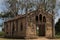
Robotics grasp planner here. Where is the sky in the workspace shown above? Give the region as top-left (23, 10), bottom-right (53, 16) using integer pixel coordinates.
top-left (0, 0), bottom-right (5, 24)
top-left (0, 0), bottom-right (60, 31)
top-left (55, 0), bottom-right (60, 23)
top-left (0, 0), bottom-right (6, 12)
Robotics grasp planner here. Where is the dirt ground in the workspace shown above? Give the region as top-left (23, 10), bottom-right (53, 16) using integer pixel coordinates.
top-left (0, 37), bottom-right (60, 40)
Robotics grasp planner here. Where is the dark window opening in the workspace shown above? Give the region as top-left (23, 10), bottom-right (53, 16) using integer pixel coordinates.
top-left (16, 12), bottom-right (18, 16)
top-left (39, 14), bottom-right (42, 22)
top-left (36, 16), bottom-right (38, 22)
top-left (6, 24), bottom-right (8, 30)
top-left (43, 16), bottom-right (46, 22)
top-left (12, 22), bottom-right (14, 33)
top-left (6, 32), bottom-right (8, 34)
top-left (20, 23), bottom-right (23, 31)
top-left (16, 20), bottom-right (18, 32)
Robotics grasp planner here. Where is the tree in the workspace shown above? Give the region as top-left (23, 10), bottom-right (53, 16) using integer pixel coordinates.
top-left (3, 0), bottom-right (56, 17)
top-left (5, 0), bottom-right (17, 16)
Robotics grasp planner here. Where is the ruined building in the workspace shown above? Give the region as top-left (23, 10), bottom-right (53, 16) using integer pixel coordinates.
top-left (3, 0), bottom-right (56, 39)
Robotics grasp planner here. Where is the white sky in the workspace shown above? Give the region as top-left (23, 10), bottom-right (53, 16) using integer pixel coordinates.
top-left (54, 0), bottom-right (60, 23)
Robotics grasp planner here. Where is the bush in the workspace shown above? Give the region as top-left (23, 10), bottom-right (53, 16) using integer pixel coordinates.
top-left (56, 33), bottom-right (60, 35)
top-left (55, 18), bottom-right (60, 35)
top-left (0, 31), bottom-right (5, 36)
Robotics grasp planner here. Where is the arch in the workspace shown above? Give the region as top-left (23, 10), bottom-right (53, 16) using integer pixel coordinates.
top-left (35, 16), bottom-right (38, 22)
top-left (39, 14), bottom-right (42, 22)
top-left (43, 16), bottom-right (46, 22)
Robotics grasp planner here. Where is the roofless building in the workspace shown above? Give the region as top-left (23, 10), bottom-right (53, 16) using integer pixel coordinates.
top-left (3, 0), bottom-right (56, 39)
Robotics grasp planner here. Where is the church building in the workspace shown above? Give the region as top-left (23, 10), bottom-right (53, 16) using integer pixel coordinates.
top-left (3, 0), bottom-right (55, 39)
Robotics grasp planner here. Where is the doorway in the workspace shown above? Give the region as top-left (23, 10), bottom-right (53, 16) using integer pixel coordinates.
top-left (37, 24), bottom-right (45, 36)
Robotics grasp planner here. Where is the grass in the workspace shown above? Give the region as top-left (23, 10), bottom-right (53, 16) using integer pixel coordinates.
top-left (55, 33), bottom-right (60, 39)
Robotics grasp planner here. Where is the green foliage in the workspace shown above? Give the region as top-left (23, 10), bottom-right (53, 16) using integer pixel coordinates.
top-left (0, 32), bottom-right (5, 36)
top-left (56, 35), bottom-right (60, 38)
top-left (55, 18), bottom-right (60, 35)
top-left (0, 12), bottom-right (14, 19)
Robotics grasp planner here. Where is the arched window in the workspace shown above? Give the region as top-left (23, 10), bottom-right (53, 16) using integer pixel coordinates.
top-left (35, 16), bottom-right (38, 22)
top-left (43, 16), bottom-right (46, 22)
top-left (39, 14), bottom-right (42, 22)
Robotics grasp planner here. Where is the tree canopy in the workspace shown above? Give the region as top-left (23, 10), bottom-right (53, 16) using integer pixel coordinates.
top-left (4, 0), bottom-right (56, 16)
top-left (0, 0), bottom-right (56, 19)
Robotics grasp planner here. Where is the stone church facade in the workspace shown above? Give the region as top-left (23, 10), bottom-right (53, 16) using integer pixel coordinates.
top-left (3, 0), bottom-right (57, 37)
top-left (3, 7), bottom-right (55, 39)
